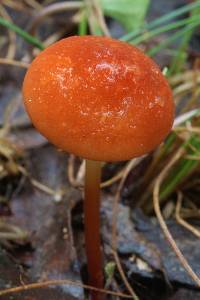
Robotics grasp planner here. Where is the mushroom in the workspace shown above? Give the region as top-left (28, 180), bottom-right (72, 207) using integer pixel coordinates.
top-left (22, 36), bottom-right (174, 300)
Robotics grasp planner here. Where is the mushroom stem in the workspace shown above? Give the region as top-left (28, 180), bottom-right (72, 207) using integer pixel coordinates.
top-left (84, 159), bottom-right (104, 300)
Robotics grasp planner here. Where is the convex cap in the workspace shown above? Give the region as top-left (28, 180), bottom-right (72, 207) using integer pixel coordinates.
top-left (23, 36), bottom-right (174, 161)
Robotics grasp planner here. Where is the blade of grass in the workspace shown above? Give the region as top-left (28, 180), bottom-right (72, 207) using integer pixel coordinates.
top-left (153, 109), bottom-right (200, 201)
top-left (78, 9), bottom-right (88, 35)
top-left (159, 132), bottom-right (177, 158)
top-left (160, 135), bottom-right (200, 200)
top-left (84, 0), bottom-right (104, 36)
top-left (0, 16), bottom-right (44, 50)
top-left (152, 108), bottom-right (200, 168)
top-left (129, 14), bottom-right (200, 45)
top-left (120, 0), bottom-right (200, 42)
top-left (173, 108), bottom-right (200, 127)
top-left (168, 33), bottom-right (192, 75)
top-left (148, 20), bottom-right (200, 56)
top-left (168, 6), bottom-right (200, 75)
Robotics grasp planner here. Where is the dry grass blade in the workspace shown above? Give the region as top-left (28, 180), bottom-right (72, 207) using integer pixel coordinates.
top-left (186, 121), bottom-right (200, 134)
top-left (153, 147), bottom-right (200, 287)
top-left (76, 159), bottom-right (85, 183)
top-left (30, 178), bottom-right (63, 201)
top-left (24, 0), bottom-right (42, 10)
top-left (0, 279), bottom-right (133, 298)
top-left (175, 126), bottom-right (200, 134)
top-left (0, 4), bottom-right (16, 59)
top-left (184, 155), bottom-right (200, 160)
top-left (173, 108), bottom-right (200, 127)
top-left (18, 165), bottom-right (63, 202)
top-left (67, 155), bottom-right (139, 190)
top-left (29, 1), bottom-right (83, 35)
top-left (111, 249), bottom-right (139, 300)
top-left (170, 67), bottom-right (200, 110)
top-left (111, 157), bottom-right (145, 300)
top-left (111, 157), bottom-right (145, 247)
top-left (91, 0), bottom-right (110, 36)
top-left (0, 221), bottom-right (28, 241)
top-left (0, 139), bottom-right (19, 159)
top-left (0, 96), bottom-right (22, 137)
top-left (175, 192), bottom-right (200, 238)
top-left (67, 155), bottom-right (83, 188)
top-left (170, 70), bottom-right (200, 86)
top-left (0, 58), bottom-right (29, 68)
top-left (101, 168), bottom-right (125, 188)
top-left (43, 28), bottom-right (67, 47)
top-left (2, 0), bottom-right (28, 11)
top-left (85, 0), bottom-right (110, 36)
top-left (173, 78), bottom-right (200, 97)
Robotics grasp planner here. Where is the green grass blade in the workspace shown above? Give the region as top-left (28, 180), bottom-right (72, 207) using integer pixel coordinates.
top-left (160, 135), bottom-right (200, 200)
top-left (168, 33), bottom-right (192, 75)
top-left (168, 6), bottom-right (200, 75)
top-left (120, 0), bottom-right (200, 42)
top-left (158, 110), bottom-right (200, 200)
top-left (147, 20), bottom-right (200, 56)
top-left (160, 132), bottom-right (177, 158)
top-left (160, 158), bottom-right (197, 200)
top-left (78, 10), bottom-right (88, 36)
top-left (0, 17), bottom-right (44, 50)
top-left (130, 15), bottom-right (200, 45)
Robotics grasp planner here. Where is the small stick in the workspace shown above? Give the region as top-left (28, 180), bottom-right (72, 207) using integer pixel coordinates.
top-left (0, 279), bottom-right (133, 298)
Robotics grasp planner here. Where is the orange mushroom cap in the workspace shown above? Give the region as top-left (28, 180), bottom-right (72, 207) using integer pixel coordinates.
top-left (23, 36), bottom-right (174, 161)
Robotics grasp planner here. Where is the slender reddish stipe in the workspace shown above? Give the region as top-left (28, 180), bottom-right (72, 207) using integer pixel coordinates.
top-left (84, 160), bottom-right (103, 300)
top-left (22, 36), bottom-right (175, 300)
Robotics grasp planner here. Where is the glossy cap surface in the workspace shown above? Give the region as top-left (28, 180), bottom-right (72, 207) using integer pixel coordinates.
top-left (23, 36), bottom-right (174, 161)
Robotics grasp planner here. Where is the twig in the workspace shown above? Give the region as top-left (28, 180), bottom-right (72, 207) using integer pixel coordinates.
top-left (0, 279), bottom-right (133, 298)
top-left (175, 192), bottom-right (200, 238)
top-left (153, 148), bottom-right (200, 287)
